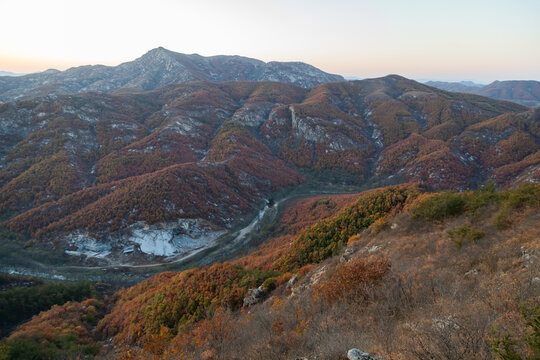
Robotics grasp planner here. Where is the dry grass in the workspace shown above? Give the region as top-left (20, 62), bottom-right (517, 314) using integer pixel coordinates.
top-left (116, 201), bottom-right (539, 360)
top-left (80, 184), bottom-right (540, 360)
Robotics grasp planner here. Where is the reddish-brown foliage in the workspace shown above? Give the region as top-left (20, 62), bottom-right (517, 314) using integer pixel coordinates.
top-left (316, 257), bottom-right (390, 303)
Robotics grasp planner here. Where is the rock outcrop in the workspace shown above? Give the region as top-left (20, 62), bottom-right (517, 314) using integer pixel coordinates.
top-left (347, 348), bottom-right (379, 360)
top-left (243, 286), bottom-right (268, 307)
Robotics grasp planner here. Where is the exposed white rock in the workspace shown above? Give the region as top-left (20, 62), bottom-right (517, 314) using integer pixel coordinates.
top-left (243, 285), bottom-right (268, 307)
top-left (310, 265), bottom-right (327, 285)
top-left (286, 275), bottom-right (298, 288)
top-left (65, 233), bottom-right (112, 259)
top-left (367, 244), bottom-right (381, 253)
top-left (63, 219), bottom-right (225, 260)
top-left (231, 103), bottom-right (275, 127)
top-left (129, 229), bottom-right (178, 256)
top-left (128, 219), bottom-right (225, 257)
top-left (163, 115), bottom-right (202, 136)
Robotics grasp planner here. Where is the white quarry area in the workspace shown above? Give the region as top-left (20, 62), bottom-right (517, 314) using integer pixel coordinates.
top-left (64, 234), bottom-right (112, 258)
top-left (64, 219), bottom-right (226, 260)
top-left (128, 219), bottom-right (225, 257)
top-left (128, 229), bottom-right (178, 256)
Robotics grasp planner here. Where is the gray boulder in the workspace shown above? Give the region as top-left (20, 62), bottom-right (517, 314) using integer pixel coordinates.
top-left (286, 275), bottom-right (298, 288)
top-left (243, 286), bottom-right (268, 307)
top-left (347, 348), bottom-right (378, 360)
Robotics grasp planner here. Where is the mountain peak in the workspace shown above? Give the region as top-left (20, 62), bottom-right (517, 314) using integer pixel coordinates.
top-left (145, 46), bottom-right (172, 55)
top-left (0, 49), bottom-right (344, 101)
top-left (139, 46), bottom-right (177, 61)
top-left (42, 68), bottom-right (61, 74)
top-left (384, 74), bottom-right (408, 81)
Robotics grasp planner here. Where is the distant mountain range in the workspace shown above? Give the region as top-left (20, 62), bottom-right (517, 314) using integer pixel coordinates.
top-left (425, 80), bottom-right (540, 107)
top-left (0, 71), bottom-right (24, 77)
top-left (0, 47), bottom-right (343, 102)
top-left (424, 80), bottom-right (484, 92)
top-left (2, 48), bottom-right (538, 108)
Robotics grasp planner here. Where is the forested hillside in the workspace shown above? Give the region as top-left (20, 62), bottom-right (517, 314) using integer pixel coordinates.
top-left (0, 77), bottom-right (537, 266)
top-left (1, 183), bottom-right (538, 359)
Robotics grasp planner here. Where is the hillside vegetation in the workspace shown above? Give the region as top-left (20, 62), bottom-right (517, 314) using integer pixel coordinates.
top-left (0, 278), bottom-right (97, 338)
top-left (0, 77), bottom-right (538, 266)
top-left (1, 183), bottom-right (538, 359)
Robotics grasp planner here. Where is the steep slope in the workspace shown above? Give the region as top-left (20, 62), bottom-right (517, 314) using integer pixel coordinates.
top-left (95, 184), bottom-right (422, 345)
top-left (426, 79), bottom-right (540, 107)
top-left (93, 183), bottom-right (540, 359)
top-left (0, 47), bottom-right (344, 102)
top-left (0, 77), bottom-right (537, 266)
top-left (0, 82), bottom-right (309, 263)
top-left (3, 184), bottom-right (538, 359)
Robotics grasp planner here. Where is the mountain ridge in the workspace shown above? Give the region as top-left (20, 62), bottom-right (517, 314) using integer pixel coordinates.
top-left (426, 79), bottom-right (540, 107)
top-left (0, 48), bottom-right (344, 102)
top-left (0, 76), bottom-right (537, 267)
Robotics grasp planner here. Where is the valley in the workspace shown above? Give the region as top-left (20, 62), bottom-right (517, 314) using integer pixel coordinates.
top-left (0, 47), bottom-right (538, 360)
top-left (1, 74), bottom-right (537, 274)
top-left (2, 182), bottom-right (538, 359)
top-left (0, 184), bottom-right (370, 284)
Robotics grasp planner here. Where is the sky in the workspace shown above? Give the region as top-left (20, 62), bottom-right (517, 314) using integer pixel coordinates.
top-left (0, 0), bottom-right (539, 83)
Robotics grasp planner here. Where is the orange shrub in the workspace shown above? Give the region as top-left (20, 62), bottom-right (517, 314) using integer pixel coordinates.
top-left (316, 257), bottom-right (390, 304)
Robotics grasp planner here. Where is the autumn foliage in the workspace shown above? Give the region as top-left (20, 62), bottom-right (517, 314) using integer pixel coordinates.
top-left (316, 257), bottom-right (390, 304)
top-left (2, 183), bottom-right (540, 359)
top-left (1, 299), bottom-right (104, 359)
top-left (274, 185), bottom-right (421, 270)
top-left (97, 263), bottom-right (279, 345)
top-left (0, 75), bottom-right (539, 359)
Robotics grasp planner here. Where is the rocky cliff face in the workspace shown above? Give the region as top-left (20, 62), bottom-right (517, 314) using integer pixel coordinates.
top-left (0, 47), bottom-right (344, 102)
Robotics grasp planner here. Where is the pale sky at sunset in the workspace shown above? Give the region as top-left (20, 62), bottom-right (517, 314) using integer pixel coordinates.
top-left (1, 0), bottom-right (538, 82)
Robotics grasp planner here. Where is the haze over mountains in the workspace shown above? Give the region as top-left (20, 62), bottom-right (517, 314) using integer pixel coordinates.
top-left (0, 71), bottom-right (23, 77)
top-left (424, 80), bottom-right (485, 92)
top-left (426, 79), bottom-right (540, 107)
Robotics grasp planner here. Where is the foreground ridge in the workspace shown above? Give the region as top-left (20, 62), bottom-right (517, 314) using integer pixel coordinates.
top-left (2, 183), bottom-right (539, 359)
